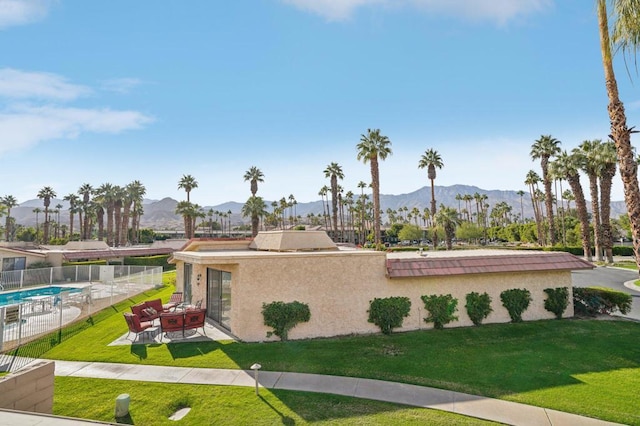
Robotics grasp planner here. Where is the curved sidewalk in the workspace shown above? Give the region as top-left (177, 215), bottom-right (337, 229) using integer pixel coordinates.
top-left (48, 360), bottom-right (621, 426)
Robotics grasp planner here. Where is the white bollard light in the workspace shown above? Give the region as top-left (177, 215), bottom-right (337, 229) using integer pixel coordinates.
top-left (115, 393), bottom-right (130, 418)
top-left (250, 363), bottom-right (262, 396)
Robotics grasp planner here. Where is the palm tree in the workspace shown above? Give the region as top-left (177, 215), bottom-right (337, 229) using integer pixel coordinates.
top-left (578, 139), bottom-right (604, 261)
top-left (54, 203), bottom-right (63, 239)
top-left (63, 193), bottom-right (80, 241)
top-left (77, 183), bottom-right (93, 240)
top-left (178, 174), bottom-right (198, 202)
top-left (32, 207), bottom-right (42, 242)
top-left (37, 186), bottom-right (56, 243)
top-left (244, 166), bottom-right (264, 196)
top-left (530, 135), bottom-right (561, 246)
top-left (524, 170), bottom-right (544, 245)
top-left (242, 196), bottom-right (268, 237)
top-left (356, 128), bottom-right (392, 247)
top-left (435, 205), bottom-right (461, 250)
top-left (598, 140), bottom-right (618, 263)
top-left (323, 162), bottom-right (344, 239)
top-left (357, 181), bottom-right (368, 244)
top-left (597, 0), bottom-right (640, 268)
top-left (516, 190), bottom-right (526, 223)
top-left (418, 149), bottom-right (444, 216)
top-left (1, 195), bottom-right (18, 241)
top-left (112, 185), bottom-right (125, 247)
top-left (128, 181), bottom-right (146, 245)
top-left (95, 183), bottom-right (116, 246)
top-left (552, 151), bottom-right (592, 261)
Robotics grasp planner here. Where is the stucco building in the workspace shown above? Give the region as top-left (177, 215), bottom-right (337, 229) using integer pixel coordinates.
top-left (169, 231), bottom-right (594, 342)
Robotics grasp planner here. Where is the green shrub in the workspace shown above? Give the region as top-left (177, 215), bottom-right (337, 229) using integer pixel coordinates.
top-left (262, 301), bottom-right (311, 341)
top-left (544, 287), bottom-right (569, 319)
top-left (465, 292), bottom-right (492, 326)
top-left (125, 254), bottom-right (174, 271)
top-left (612, 245), bottom-right (635, 256)
top-left (367, 297), bottom-right (411, 335)
top-left (500, 288), bottom-right (532, 323)
top-left (62, 260), bottom-right (107, 266)
top-left (421, 294), bottom-right (458, 330)
top-left (573, 287), bottom-right (632, 316)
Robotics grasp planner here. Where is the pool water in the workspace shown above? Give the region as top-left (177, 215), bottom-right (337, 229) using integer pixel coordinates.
top-left (0, 286), bottom-right (81, 307)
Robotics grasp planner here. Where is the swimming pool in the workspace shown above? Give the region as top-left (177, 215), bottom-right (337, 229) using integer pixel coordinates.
top-left (0, 286), bottom-right (82, 307)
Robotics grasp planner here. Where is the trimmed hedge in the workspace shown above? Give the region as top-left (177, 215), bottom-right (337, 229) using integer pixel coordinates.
top-left (62, 260), bottom-right (108, 266)
top-left (543, 287), bottom-right (569, 319)
top-left (500, 288), bottom-right (532, 323)
top-left (124, 254), bottom-right (174, 271)
top-left (465, 292), bottom-right (492, 326)
top-left (421, 294), bottom-right (458, 330)
top-left (573, 287), bottom-right (632, 316)
top-left (367, 296), bottom-right (411, 335)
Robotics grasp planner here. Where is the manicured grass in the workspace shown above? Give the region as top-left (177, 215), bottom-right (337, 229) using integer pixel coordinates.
top-left (54, 377), bottom-right (495, 425)
top-left (15, 271), bottom-right (640, 425)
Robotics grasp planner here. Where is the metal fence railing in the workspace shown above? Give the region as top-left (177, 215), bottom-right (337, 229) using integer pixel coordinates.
top-left (0, 265), bottom-right (163, 353)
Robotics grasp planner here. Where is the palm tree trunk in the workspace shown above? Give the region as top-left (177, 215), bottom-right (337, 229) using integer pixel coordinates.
top-left (598, 0), bottom-right (640, 268)
top-left (568, 176), bottom-right (592, 261)
top-left (588, 174), bottom-right (603, 261)
top-left (600, 167), bottom-right (616, 263)
top-left (370, 157), bottom-right (381, 246)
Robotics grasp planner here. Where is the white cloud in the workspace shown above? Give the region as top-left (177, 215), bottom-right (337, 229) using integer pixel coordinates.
top-left (281, 0), bottom-right (552, 24)
top-left (0, 104), bottom-right (154, 155)
top-left (101, 78), bottom-right (143, 94)
top-left (281, 0), bottom-right (383, 21)
top-left (0, 68), bottom-right (91, 101)
top-left (0, 0), bottom-right (55, 29)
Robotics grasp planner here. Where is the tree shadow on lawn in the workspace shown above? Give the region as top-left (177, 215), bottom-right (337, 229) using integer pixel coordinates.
top-left (166, 341), bottom-right (220, 360)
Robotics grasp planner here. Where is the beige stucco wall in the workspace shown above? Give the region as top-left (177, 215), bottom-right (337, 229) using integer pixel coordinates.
top-left (173, 249), bottom-right (575, 342)
top-left (0, 360), bottom-right (55, 414)
top-left (0, 249), bottom-right (46, 268)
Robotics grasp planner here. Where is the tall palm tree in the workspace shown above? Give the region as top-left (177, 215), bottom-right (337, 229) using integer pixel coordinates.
top-left (516, 190), bottom-right (526, 223)
top-left (524, 170), bottom-right (544, 245)
top-left (598, 140), bottom-right (618, 263)
top-left (244, 166), bottom-right (264, 196)
top-left (323, 162), bottom-right (344, 238)
top-left (597, 0), bottom-right (640, 268)
top-left (418, 149), bottom-right (444, 216)
top-left (77, 183), bottom-right (93, 240)
top-left (356, 128), bottom-right (392, 247)
top-left (178, 174), bottom-right (198, 202)
top-left (128, 180), bottom-right (146, 245)
top-left (1, 195), bottom-right (18, 241)
top-left (552, 151), bottom-right (592, 261)
top-left (242, 196), bottom-right (268, 237)
top-left (578, 139), bottom-right (604, 261)
top-left (63, 193), bottom-right (80, 241)
top-left (530, 135), bottom-right (561, 246)
top-left (95, 183), bottom-right (116, 246)
top-left (32, 207), bottom-right (42, 243)
top-left (112, 185), bottom-right (125, 247)
top-left (37, 186), bottom-right (56, 243)
top-left (357, 181), bottom-right (368, 244)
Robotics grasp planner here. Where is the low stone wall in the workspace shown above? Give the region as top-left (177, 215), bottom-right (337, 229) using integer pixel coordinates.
top-left (0, 360), bottom-right (54, 413)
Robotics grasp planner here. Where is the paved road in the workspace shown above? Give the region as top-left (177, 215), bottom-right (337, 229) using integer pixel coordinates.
top-left (572, 266), bottom-right (640, 321)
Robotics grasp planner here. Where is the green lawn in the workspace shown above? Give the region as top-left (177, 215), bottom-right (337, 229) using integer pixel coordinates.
top-left (54, 377), bottom-right (496, 425)
top-left (13, 272), bottom-right (640, 425)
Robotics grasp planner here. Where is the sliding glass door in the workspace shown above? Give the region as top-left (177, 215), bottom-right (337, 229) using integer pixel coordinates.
top-left (206, 268), bottom-right (231, 330)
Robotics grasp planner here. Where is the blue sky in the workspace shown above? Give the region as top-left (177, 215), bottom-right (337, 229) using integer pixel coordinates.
top-left (0, 0), bottom-right (638, 206)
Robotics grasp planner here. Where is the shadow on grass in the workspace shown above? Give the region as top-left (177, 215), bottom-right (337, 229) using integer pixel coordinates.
top-left (166, 341), bottom-right (218, 359)
top-left (115, 413), bottom-right (134, 425)
top-left (258, 395), bottom-right (295, 426)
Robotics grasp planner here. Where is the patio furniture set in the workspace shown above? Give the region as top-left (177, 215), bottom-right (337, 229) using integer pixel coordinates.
top-left (123, 292), bottom-right (207, 342)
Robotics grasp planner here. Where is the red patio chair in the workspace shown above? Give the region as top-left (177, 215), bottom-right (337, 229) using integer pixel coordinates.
top-left (163, 292), bottom-right (183, 311)
top-left (184, 309), bottom-right (207, 337)
top-left (123, 312), bottom-right (153, 342)
top-left (159, 312), bottom-right (186, 341)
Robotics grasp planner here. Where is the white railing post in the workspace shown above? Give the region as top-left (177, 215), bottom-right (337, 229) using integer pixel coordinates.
top-left (0, 307), bottom-right (5, 352)
top-left (20, 270), bottom-right (24, 289)
top-left (49, 268), bottom-right (53, 285)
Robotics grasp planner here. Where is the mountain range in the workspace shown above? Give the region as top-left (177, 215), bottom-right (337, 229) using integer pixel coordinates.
top-left (9, 184), bottom-right (628, 230)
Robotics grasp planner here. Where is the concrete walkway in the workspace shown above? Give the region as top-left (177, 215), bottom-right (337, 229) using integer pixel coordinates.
top-left (3, 359), bottom-right (623, 426)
